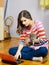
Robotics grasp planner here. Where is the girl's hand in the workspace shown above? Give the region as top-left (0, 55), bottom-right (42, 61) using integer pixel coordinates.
top-left (33, 39), bottom-right (39, 43)
top-left (14, 51), bottom-right (21, 60)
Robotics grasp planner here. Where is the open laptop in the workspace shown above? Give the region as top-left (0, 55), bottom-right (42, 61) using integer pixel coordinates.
top-left (0, 53), bottom-right (23, 64)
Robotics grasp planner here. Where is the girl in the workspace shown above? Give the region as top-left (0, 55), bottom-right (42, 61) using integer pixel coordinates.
top-left (9, 10), bottom-right (48, 61)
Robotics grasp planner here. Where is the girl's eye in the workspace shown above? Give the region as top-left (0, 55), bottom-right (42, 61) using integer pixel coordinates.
top-left (24, 20), bottom-right (26, 22)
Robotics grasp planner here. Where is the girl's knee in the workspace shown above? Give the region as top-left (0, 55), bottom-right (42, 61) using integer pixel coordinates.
top-left (8, 47), bottom-right (18, 56)
top-left (9, 48), bottom-right (13, 54)
top-left (40, 47), bottom-right (48, 57)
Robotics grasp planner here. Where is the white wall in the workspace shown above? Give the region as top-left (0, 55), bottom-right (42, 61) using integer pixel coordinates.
top-left (5, 0), bottom-right (49, 39)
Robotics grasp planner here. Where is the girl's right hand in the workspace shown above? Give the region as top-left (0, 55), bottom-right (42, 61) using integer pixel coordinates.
top-left (14, 51), bottom-right (21, 60)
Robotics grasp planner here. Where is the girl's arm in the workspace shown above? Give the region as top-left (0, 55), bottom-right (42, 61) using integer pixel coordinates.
top-left (34, 20), bottom-right (47, 44)
top-left (15, 31), bottom-right (28, 59)
top-left (14, 42), bottom-right (24, 60)
top-left (36, 21), bottom-right (46, 40)
top-left (17, 42), bottom-right (24, 52)
top-left (33, 20), bottom-right (47, 44)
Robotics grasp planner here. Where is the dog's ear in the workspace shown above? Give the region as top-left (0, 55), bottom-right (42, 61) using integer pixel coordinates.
top-left (30, 33), bottom-right (36, 39)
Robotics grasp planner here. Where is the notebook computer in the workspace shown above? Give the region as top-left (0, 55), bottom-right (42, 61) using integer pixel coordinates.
top-left (0, 53), bottom-right (23, 64)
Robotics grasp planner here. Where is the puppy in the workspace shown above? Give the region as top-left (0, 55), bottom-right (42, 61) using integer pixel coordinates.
top-left (25, 33), bottom-right (38, 46)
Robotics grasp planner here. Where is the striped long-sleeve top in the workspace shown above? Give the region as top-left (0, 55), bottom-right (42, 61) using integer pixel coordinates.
top-left (20, 20), bottom-right (48, 50)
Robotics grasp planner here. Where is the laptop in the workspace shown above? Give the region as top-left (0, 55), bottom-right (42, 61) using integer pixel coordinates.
top-left (0, 53), bottom-right (23, 64)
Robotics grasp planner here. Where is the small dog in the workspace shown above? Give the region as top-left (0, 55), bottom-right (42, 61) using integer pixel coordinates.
top-left (25, 33), bottom-right (38, 46)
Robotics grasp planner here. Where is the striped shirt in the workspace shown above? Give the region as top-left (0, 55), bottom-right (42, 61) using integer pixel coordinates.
top-left (20, 20), bottom-right (48, 50)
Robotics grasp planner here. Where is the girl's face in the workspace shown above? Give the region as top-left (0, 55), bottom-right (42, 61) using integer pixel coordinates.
top-left (20, 17), bottom-right (31, 27)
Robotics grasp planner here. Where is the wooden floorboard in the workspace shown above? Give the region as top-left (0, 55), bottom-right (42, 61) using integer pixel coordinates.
top-left (0, 38), bottom-right (49, 65)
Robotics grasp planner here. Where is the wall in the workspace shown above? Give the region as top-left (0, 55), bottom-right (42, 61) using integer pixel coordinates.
top-left (5, 0), bottom-right (49, 39)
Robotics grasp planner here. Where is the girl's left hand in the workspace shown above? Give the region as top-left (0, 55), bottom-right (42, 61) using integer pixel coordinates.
top-left (34, 39), bottom-right (39, 43)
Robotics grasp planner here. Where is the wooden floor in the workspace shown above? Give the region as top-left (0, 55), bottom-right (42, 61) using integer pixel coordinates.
top-left (0, 38), bottom-right (49, 65)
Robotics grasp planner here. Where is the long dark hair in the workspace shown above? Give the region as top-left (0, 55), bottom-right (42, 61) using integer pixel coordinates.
top-left (17, 10), bottom-right (32, 35)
